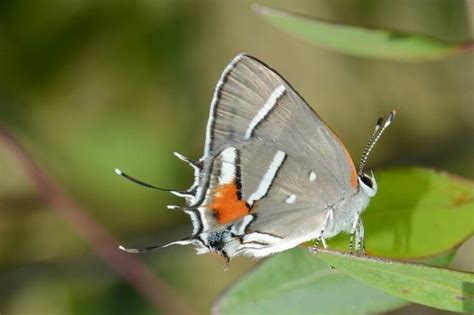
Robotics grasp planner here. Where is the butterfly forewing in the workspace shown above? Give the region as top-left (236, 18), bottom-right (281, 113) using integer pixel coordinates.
top-left (204, 54), bottom-right (357, 192)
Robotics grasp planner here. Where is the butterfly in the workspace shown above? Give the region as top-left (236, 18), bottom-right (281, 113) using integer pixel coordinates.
top-left (117, 54), bottom-right (395, 264)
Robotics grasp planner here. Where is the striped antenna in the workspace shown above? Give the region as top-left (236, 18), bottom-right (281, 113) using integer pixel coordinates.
top-left (358, 110), bottom-right (396, 175)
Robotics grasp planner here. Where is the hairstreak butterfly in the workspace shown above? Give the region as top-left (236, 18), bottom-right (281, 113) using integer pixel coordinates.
top-left (116, 54), bottom-right (395, 265)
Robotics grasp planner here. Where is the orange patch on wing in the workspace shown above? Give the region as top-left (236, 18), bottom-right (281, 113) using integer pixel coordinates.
top-left (211, 183), bottom-right (250, 224)
top-left (347, 152), bottom-right (358, 188)
top-left (334, 133), bottom-right (358, 188)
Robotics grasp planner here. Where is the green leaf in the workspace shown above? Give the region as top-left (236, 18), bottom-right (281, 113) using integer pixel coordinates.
top-left (214, 247), bottom-right (454, 315)
top-left (316, 249), bottom-right (474, 313)
top-left (330, 168), bottom-right (474, 258)
top-left (215, 167), bottom-right (473, 314)
top-left (254, 6), bottom-right (473, 61)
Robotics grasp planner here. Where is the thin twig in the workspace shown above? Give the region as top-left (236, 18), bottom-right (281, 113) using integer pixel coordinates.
top-left (0, 125), bottom-right (195, 315)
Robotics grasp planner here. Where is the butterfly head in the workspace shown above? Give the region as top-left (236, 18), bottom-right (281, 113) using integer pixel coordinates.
top-left (358, 171), bottom-right (377, 197)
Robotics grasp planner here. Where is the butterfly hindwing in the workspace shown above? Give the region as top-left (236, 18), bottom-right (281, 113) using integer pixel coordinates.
top-left (236, 140), bottom-right (352, 240)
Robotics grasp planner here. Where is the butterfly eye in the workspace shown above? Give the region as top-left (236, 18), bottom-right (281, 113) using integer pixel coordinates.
top-left (361, 174), bottom-right (373, 188)
top-left (359, 172), bottom-right (378, 197)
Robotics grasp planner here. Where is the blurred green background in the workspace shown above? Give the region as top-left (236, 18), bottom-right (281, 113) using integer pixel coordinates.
top-left (0, 1), bottom-right (472, 314)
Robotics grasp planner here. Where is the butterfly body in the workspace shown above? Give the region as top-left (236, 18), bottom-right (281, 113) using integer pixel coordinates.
top-left (118, 53), bottom-right (394, 262)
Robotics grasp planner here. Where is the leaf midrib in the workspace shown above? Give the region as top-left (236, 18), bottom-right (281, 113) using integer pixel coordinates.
top-left (322, 256), bottom-right (474, 304)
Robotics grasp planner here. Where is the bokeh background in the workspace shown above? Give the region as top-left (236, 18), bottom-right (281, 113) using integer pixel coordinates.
top-left (0, 1), bottom-right (473, 314)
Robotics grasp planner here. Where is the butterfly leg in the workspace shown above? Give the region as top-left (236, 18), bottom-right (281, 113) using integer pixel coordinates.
top-left (314, 208), bottom-right (334, 250)
top-left (321, 237), bottom-right (328, 249)
top-left (355, 218), bottom-right (366, 254)
top-left (349, 212), bottom-right (360, 253)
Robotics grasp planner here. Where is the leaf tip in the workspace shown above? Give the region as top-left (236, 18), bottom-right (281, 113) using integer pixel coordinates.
top-left (250, 3), bottom-right (262, 13)
top-left (211, 303), bottom-right (223, 315)
top-left (251, 4), bottom-right (284, 17)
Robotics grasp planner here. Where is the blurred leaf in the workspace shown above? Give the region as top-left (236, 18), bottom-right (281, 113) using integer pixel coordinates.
top-left (214, 247), bottom-right (455, 315)
top-left (216, 167), bottom-right (474, 314)
top-left (421, 249), bottom-right (456, 267)
top-left (316, 249), bottom-right (474, 313)
top-left (254, 6), bottom-right (473, 61)
top-left (330, 168), bottom-right (474, 258)
top-left (214, 248), bottom-right (405, 315)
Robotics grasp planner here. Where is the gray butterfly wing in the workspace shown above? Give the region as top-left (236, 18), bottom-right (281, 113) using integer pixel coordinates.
top-left (235, 140), bottom-right (352, 241)
top-left (203, 53), bottom-right (358, 192)
top-left (194, 54), bottom-right (360, 250)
